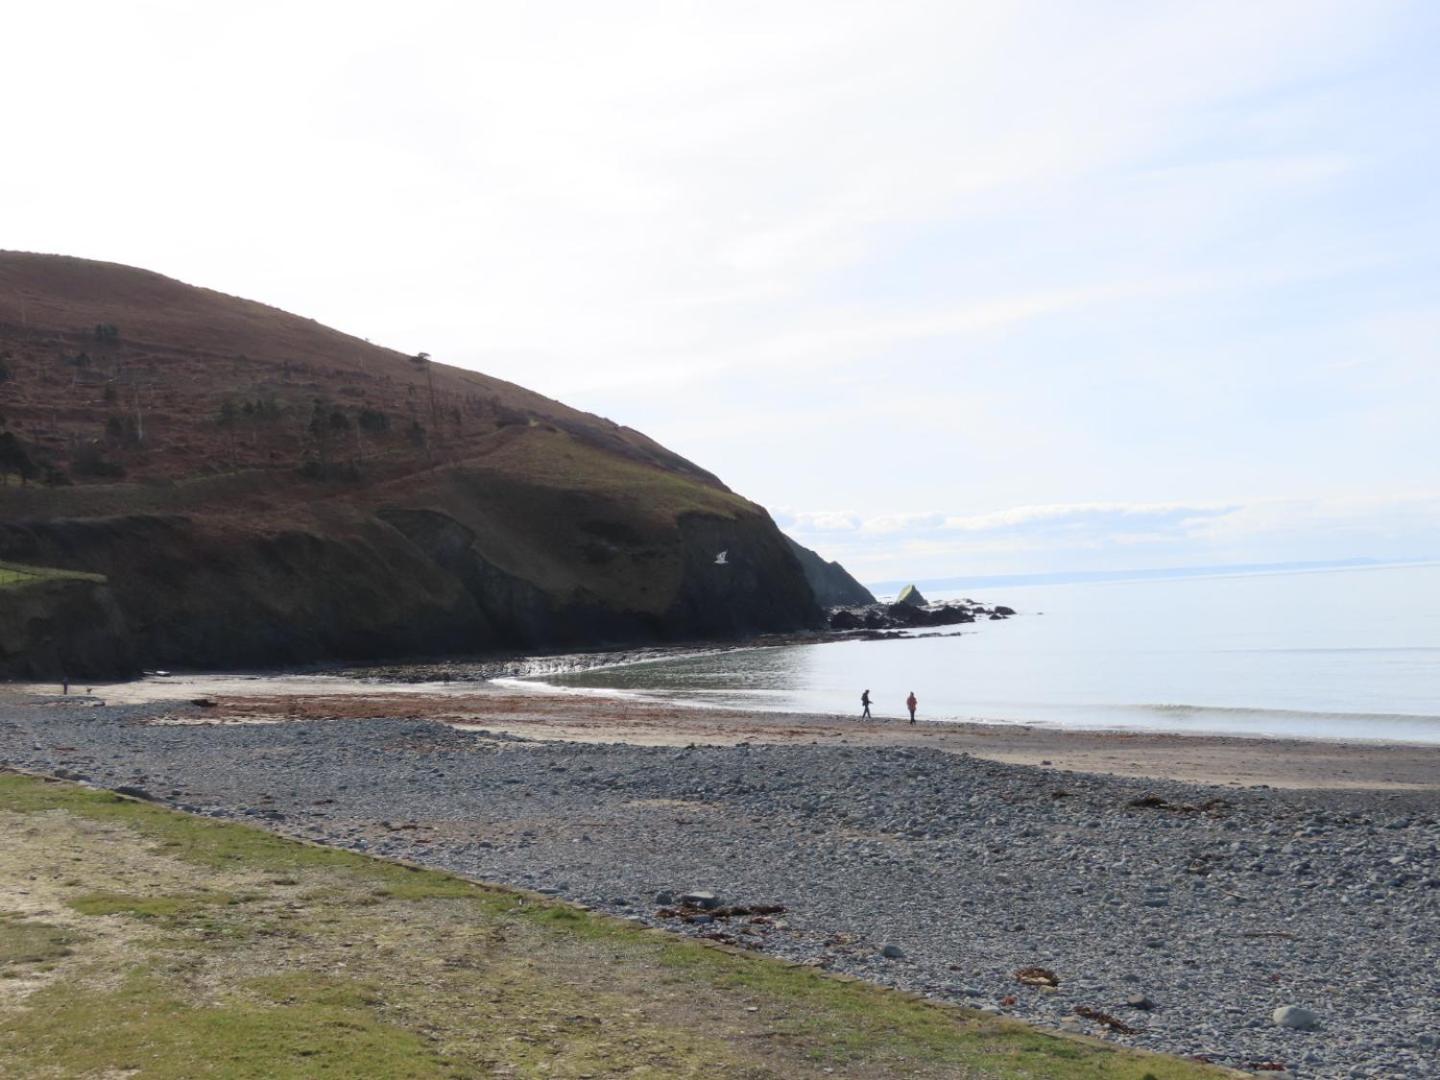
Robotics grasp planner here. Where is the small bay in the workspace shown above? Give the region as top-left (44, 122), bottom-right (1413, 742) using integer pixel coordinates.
top-left (522, 562), bottom-right (1440, 743)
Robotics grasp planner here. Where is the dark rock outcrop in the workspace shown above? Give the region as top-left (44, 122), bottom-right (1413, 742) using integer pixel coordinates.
top-left (0, 495), bottom-right (823, 680)
top-left (827, 598), bottom-right (1014, 632)
top-left (784, 538), bottom-right (875, 607)
top-left (0, 575), bottom-right (133, 679)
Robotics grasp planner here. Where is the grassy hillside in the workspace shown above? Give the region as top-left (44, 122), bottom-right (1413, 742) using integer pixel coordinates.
top-left (0, 253), bottom-right (820, 676)
top-left (0, 251), bottom-right (714, 491)
top-left (0, 772), bottom-right (1232, 1079)
top-left (0, 560), bottom-right (104, 590)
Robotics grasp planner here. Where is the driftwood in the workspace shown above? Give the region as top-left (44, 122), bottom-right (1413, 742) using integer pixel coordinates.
top-left (1074, 1005), bottom-right (1138, 1034)
top-left (1014, 966), bottom-right (1060, 987)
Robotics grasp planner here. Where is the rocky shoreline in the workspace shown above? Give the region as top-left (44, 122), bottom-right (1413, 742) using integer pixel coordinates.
top-left (2, 692), bottom-right (1437, 1078)
top-left (828, 597), bottom-right (1015, 633)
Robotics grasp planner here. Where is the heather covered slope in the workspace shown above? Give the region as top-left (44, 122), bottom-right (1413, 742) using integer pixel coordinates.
top-left (0, 252), bottom-right (820, 677)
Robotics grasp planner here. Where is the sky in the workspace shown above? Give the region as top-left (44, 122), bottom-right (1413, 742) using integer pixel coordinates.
top-left (4, 1), bottom-right (1438, 582)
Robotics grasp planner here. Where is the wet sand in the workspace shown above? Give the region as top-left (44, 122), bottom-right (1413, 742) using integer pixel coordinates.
top-left (33, 674), bottom-right (1440, 791)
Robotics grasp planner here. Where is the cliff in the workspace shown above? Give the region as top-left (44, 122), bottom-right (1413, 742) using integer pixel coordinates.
top-left (0, 252), bottom-right (824, 678)
top-left (785, 538), bottom-right (876, 607)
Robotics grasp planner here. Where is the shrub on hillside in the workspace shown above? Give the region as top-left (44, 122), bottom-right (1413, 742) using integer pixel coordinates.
top-left (105, 414), bottom-right (141, 446)
top-left (298, 460), bottom-right (360, 482)
top-left (358, 407), bottom-right (389, 434)
top-left (242, 397), bottom-right (283, 423)
top-left (0, 432), bottom-right (38, 485)
top-left (72, 443), bottom-right (126, 479)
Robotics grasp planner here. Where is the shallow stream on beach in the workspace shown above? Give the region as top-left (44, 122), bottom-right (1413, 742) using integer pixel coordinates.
top-left (514, 562), bottom-right (1440, 743)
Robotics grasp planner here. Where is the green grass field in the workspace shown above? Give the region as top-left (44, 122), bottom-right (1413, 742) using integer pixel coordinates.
top-left (0, 772), bottom-right (1235, 1080)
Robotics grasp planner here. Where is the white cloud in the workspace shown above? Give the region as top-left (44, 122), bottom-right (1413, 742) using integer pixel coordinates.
top-left (940, 501), bottom-right (1235, 533)
top-left (787, 494), bottom-right (1440, 580)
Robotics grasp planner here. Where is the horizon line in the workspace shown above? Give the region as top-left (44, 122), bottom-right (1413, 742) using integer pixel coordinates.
top-left (867, 557), bottom-right (1438, 594)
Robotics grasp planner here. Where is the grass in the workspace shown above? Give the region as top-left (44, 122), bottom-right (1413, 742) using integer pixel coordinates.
top-left (0, 915), bottom-right (79, 973)
top-left (67, 890), bottom-right (238, 920)
top-left (0, 560), bottom-right (106, 590)
top-left (11, 972), bottom-right (446, 1079)
top-left (480, 426), bottom-right (751, 522)
top-left (0, 772), bottom-right (1234, 1079)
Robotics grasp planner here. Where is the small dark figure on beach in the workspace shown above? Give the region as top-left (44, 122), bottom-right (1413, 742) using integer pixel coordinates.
top-left (906, 691), bottom-right (917, 724)
top-left (860, 689), bottom-right (871, 719)
top-left (62, 677), bottom-right (69, 696)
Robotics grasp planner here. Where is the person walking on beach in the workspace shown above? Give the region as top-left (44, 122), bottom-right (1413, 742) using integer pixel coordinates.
top-left (860, 689), bottom-right (872, 720)
top-left (906, 691), bottom-right (917, 725)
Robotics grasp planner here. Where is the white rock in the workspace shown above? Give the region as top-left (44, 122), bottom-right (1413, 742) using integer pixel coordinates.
top-left (1273, 1005), bottom-right (1321, 1031)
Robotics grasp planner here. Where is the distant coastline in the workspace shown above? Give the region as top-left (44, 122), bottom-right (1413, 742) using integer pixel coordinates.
top-left (869, 556), bottom-right (1437, 594)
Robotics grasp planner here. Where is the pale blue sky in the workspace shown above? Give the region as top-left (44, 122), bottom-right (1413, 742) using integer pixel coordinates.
top-left (4, 1), bottom-right (1437, 580)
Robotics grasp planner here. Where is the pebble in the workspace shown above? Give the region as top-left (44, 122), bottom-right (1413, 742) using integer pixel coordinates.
top-left (1274, 1005), bottom-right (1322, 1031)
top-left (4, 696), bottom-right (1437, 1079)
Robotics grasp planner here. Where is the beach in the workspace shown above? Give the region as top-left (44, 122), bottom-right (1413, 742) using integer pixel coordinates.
top-left (59, 674), bottom-right (1440, 791)
top-left (3, 680), bottom-right (1438, 1077)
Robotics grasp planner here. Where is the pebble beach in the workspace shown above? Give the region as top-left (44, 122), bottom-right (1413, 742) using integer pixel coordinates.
top-left (3, 686), bottom-right (1438, 1078)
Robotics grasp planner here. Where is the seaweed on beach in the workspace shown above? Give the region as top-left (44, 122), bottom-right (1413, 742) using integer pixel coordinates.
top-left (1075, 1006), bottom-right (1139, 1034)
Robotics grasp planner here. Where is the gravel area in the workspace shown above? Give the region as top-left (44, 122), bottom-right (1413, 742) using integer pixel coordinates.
top-left (3, 694), bottom-right (1438, 1078)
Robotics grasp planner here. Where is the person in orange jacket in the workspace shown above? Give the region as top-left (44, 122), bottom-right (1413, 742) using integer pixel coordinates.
top-left (906, 691), bottom-right (918, 724)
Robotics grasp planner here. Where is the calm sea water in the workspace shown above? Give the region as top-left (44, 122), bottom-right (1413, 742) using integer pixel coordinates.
top-left (519, 563), bottom-right (1440, 743)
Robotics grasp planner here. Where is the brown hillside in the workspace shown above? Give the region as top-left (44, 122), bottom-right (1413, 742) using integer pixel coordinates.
top-left (0, 250), bottom-right (717, 494)
top-left (0, 252), bottom-right (819, 678)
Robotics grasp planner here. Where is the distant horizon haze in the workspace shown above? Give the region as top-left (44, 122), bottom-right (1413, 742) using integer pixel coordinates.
top-left (863, 556), bottom-right (1438, 595)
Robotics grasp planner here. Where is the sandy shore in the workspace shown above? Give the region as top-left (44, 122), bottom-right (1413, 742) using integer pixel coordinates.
top-left (31, 674), bottom-right (1440, 791)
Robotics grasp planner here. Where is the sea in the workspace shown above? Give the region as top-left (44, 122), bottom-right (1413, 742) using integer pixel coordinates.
top-left (509, 562), bottom-right (1440, 744)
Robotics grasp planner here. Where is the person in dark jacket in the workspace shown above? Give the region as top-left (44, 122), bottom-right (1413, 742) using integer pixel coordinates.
top-left (860, 689), bottom-right (872, 719)
top-left (906, 691), bottom-right (918, 724)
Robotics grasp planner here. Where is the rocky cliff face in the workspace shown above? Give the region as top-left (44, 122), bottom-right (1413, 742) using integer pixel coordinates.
top-left (0, 501), bottom-right (818, 679)
top-left (0, 575), bottom-right (132, 680)
top-left (0, 253), bottom-right (827, 678)
top-left (785, 538), bottom-right (876, 607)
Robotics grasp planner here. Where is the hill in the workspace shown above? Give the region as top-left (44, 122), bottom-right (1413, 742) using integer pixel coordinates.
top-left (0, 252), bottom-right (822, 677)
